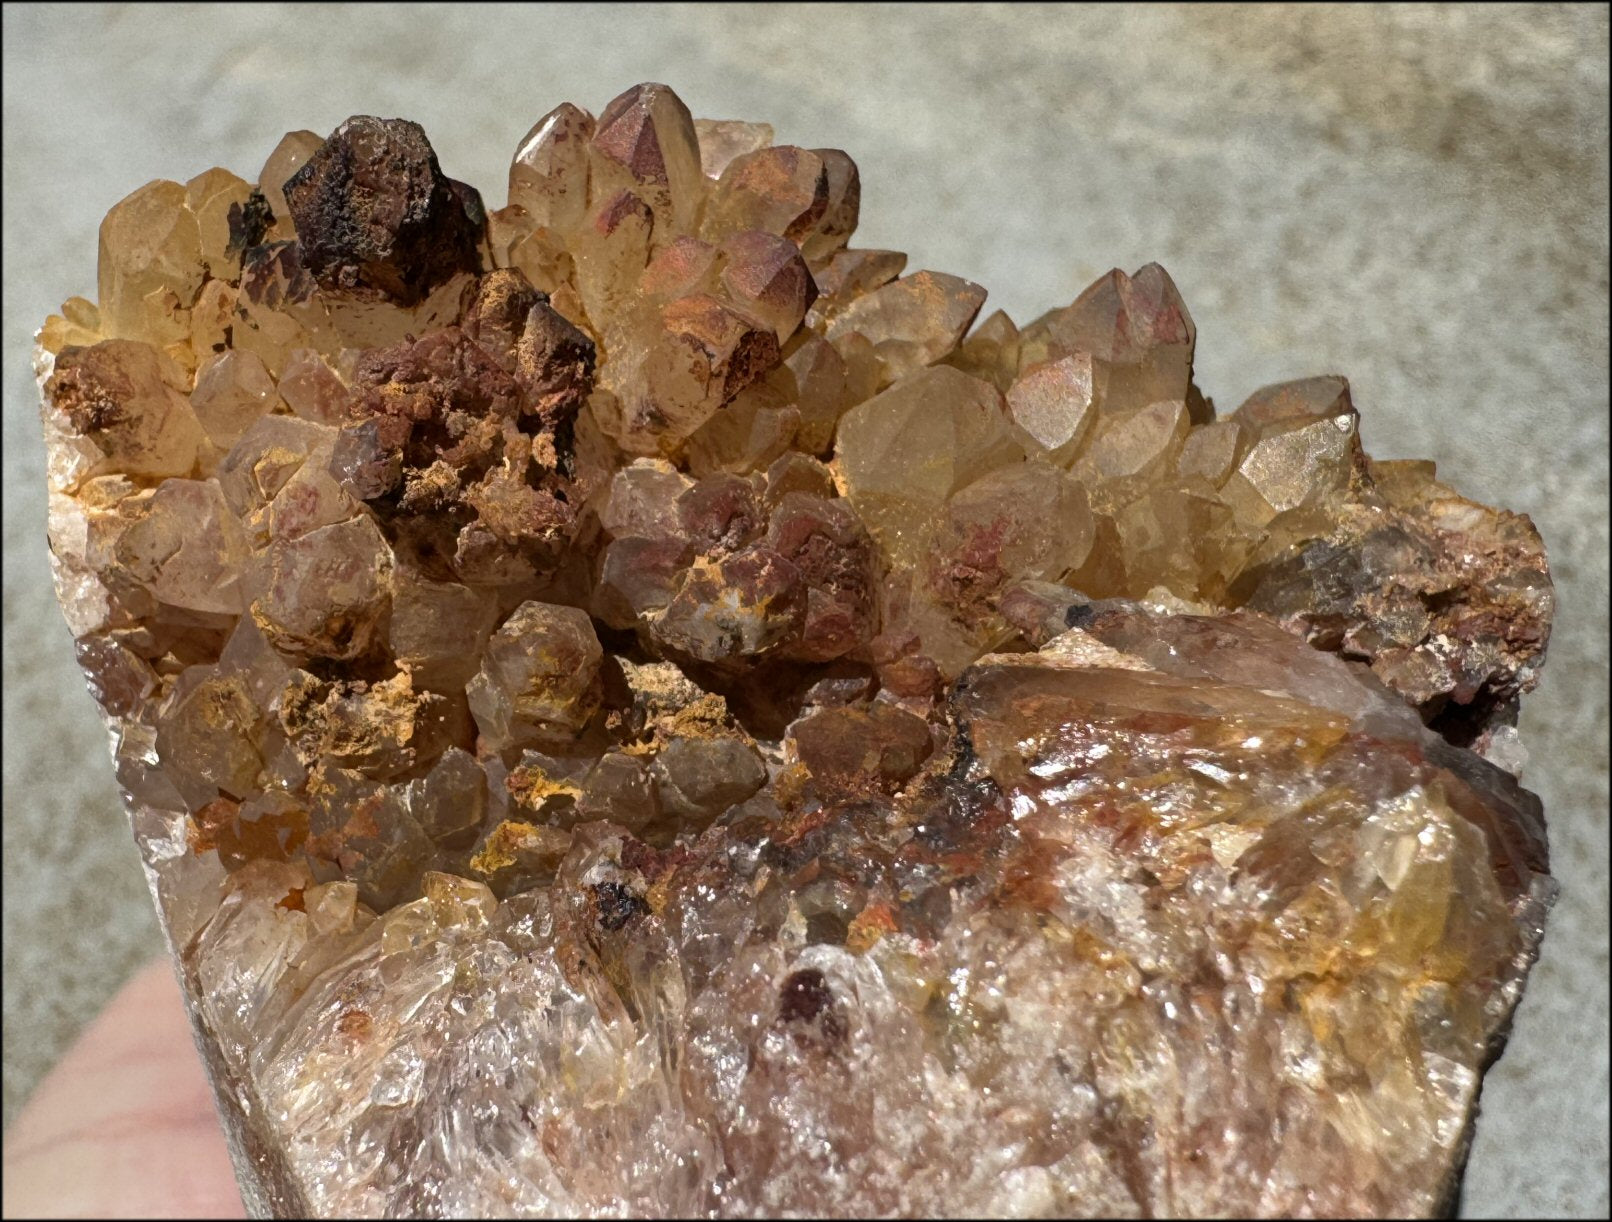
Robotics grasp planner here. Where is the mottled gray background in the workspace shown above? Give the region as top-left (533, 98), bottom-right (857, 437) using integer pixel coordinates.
top-left (3, 3), bottom-right (1607, 1214)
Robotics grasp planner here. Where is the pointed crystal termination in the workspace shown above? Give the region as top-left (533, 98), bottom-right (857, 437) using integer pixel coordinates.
top-left (37, 83), bottom-right (1553, 1219)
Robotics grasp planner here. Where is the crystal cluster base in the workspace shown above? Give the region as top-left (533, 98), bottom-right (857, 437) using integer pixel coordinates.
top-left (37, 83), bottom-right (1554, 1218)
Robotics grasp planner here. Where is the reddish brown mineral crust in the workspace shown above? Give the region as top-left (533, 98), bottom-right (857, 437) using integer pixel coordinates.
top-left (37, 83), bottom-right (1554, 1219)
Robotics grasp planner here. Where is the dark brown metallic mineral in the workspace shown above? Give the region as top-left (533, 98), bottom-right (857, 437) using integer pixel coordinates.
top-left (515, 299), bottom-right (596, 428)
top-left (461, 268), bottom-right (597, 431)
top-left (283, 116), bottom-right (486, 306)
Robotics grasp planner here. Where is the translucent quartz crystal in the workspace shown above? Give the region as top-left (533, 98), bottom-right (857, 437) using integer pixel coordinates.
top-left (589, 83), bottom-right (704, 249)
top-left (826, 269), bottom-right (987, 384)
top-left (186, 167), bottom-right (258, 283)
top-left (191, 349), bottom-right (279, 447)
top-left (257, 130), bottom-right (323, 241)
top-left (38, 83), bottom-right (1555, 1219)
top-left (97, 180), bottom-right (205, 350)
top-left (693, 118), bottom-right (775, 181)
top-left (509, 103), bottom-right (595, 234)
top-left (466, 602), bottom-right (602, 750)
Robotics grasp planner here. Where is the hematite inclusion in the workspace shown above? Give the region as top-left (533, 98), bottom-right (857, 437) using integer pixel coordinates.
top-left (37, 83), bottom-right (1555, 1218)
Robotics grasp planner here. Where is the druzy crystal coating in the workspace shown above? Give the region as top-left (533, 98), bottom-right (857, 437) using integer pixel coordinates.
top-left (37, 85), bottom-right (1555, 1218)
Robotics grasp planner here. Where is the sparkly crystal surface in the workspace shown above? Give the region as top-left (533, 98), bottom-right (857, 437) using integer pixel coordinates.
top-left (37, 86), bottom-right (1555, 1218)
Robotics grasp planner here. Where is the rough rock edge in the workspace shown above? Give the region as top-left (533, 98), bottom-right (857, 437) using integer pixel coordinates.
top-left (35, 338), bottom-right (298, 1218)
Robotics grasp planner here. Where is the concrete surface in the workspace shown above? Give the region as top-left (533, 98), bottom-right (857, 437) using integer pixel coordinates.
top-left (3, 3), bottom-right (1606, 1215)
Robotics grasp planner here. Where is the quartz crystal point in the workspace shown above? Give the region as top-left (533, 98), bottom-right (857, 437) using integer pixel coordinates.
top-left (37, 85), bottom-right (1556, 1219)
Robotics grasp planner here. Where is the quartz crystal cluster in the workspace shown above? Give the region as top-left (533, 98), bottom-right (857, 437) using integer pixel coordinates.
top-left (37, 84), bottom-right (1556, 1218)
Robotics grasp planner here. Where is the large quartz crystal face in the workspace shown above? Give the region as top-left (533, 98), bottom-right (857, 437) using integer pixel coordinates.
top-left (37, 87), bottom-right (1555, 1218)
